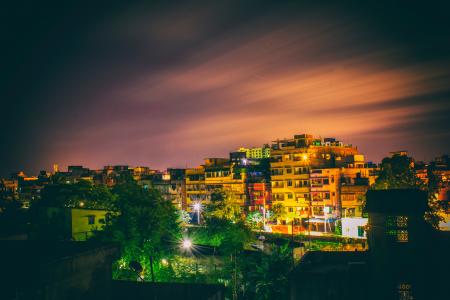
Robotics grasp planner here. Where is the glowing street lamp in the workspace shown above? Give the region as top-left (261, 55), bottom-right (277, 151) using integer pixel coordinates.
top-left (302, 153), bottom-right (309, 162)
top-left (193, 202), bottom-right (201, 224)
top-left (182, 238), bottom-right (192, 250)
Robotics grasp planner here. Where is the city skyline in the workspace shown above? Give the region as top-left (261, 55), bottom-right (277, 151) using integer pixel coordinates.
top-left (2, 1), bottom-right (450, 175)
top-left (1, 132), bottom-right (443, 176)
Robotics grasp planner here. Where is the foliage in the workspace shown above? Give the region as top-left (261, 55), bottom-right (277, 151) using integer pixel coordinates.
top-left (424, 166), bottom-right (446, 228)
top-left (205, 189), bottom-right (242, 222)
top-left (37, 180), bottom-right (117, 210)
top-left (373, 154), bottom-right (423, 189)
top-left (373, 154), bottom-right (445, 228)
top-left (93, 174), bottom-right (181, 280)
top-left (246, 211), bottom-right (263, 229)
top-left (201, 217), bottom-right (254, 254)
top-left (177, 209), bottom-right (192, 226)
top-left (268, 203), bottom-right (286, 223)
top-left (335, 219), bottom-right (342, 235)
top-left (239, 242), bottom-right (293, 300)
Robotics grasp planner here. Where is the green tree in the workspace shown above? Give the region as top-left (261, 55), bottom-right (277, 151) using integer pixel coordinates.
top-left (373, 154), bottom-right (444, 228)
top-left (37, 180), bottom-right (116, 209)
top-left (240, 242), bottom-right (293, 300)
top-left (94, 175), bottom-right (181, 281)
top-left (374, 154), bottom-right (423, 189)
top-left (246, 211), bottom-right (263, 230)
top-left (269, 203), bottom-right (286, 224)
top-left (205, 189), bottom-right (242, 222)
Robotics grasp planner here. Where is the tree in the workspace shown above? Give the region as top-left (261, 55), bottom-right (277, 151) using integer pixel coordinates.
top-left (269, 203), bottom-right (286, 224)
top-left (373, 154), bottom-right (444, 228)
top-left (29, 180), bottom-right (117, 240)
top-left (94, 175), bottom-right (181, 281)
top-left (374, 154), bottom-right (423, 189)
top-left (246, 211), bottom-right (263, 230)
top-left (240, 242), bottom-right (293, 300)
top-left (205, 189), bottom-right (242, 222)
top-left (37, 180), bottom-right (116, 210)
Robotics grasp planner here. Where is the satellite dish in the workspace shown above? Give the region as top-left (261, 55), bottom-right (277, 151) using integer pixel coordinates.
top-left (129, 261), bottom-right (143, 273)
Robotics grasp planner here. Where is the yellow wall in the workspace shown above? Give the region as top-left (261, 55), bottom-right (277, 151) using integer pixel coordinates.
top-left (71, 208), bottom-right (108, 241)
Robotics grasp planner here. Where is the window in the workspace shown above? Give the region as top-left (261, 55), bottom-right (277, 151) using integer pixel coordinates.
top-left (396, 216), bottom-right (408, 228)
top-left (398, 283), bottom-right (413, 300)
top-left (87, 215), bottom-right (95, 225)
top-left (397, 230), bottom-right (408, 242)
top-left (386, 216), bottom-right (409, 242)
top-left (287, 193), bottom-right (293, 199)
top-left (288, 207), bottom-right (294, 212)
top-left (287, 180), bottom-right (292, 187)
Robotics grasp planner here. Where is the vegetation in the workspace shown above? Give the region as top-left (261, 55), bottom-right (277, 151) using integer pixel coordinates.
top-left (37, 180), bottom-right (116, 210)
top-left (269, 203), bottom-right (286, 223)
top-left (93, 174), bottom-right (181, 281)
top-left (205, 189), bottom-right (242, 222)
top-left (373, 154), bottom-right (445, 228)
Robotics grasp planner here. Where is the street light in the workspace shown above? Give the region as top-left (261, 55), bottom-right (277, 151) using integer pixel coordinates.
top-left (193, 202), bottom-right (201, 224)
top-left (182, 238), bottom-right (192, 250)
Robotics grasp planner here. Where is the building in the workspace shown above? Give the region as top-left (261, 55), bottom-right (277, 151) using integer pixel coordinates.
top-left (237, 144), bottom-right (271, 159)
top-left (340, 173), bottom-right (370, 218)
top-left (140, 169), bottom-right (186, 210)
top-left (0, 178), bottom-right (19, 201)
top-left (289, 189), bottom-right (450, 300)
top-left (269, 134), bottom-right (372, 225)
top-left (34, 207), bottom-right (110, 241)
top-left (185, 158), bottom-right (247, 213)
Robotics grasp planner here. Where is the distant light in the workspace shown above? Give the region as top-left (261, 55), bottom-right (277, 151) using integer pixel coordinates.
top-left (182, 239), bottom-right (192, 249)
top-left (193, 203), bottom-right (201, 211)
top-left (79, 201), bottom-right (85, 207)
top-left (302, 154), bottom-right (309, 161)
top-left (242, 158), bottom-right (248, 165)
top-left (161, 258), bottom-right (168, 266)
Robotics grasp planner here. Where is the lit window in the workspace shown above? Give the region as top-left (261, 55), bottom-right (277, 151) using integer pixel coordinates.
top-left (396, 216), bottom-right (408, 228)
top-left (397, 230), bottom-right (408, 242)
top-left (398, 283), bottom-right (413, 300)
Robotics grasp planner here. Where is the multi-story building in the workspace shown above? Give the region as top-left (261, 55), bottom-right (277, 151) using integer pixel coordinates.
top-left (310, 168), bottom-right (341, 231)
top-left (185, 166), bottom-right (207, 212)
top-left (269, 134), bottom-right (372, 226)
top-left (0, 179), bottom-right (19, 201)
top-left (185, 158), bottom-right (247, 213)
top-left (237, 144), bottom-right (271, 159)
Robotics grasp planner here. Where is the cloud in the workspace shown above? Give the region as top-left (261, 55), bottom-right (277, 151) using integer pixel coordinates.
top-left (3, 1), bottom-right (449, 174)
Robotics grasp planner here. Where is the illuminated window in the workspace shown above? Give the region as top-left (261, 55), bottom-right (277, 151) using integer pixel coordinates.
top-left (397, 230), bottom-right (408, 242)
top-left (396, 216), bottom-right (408, 228)
top-left (398, 283), bottom-right (413, 300)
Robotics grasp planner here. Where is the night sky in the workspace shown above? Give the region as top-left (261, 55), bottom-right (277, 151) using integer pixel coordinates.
top-left (2, 0), bottom-right (450, 175)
